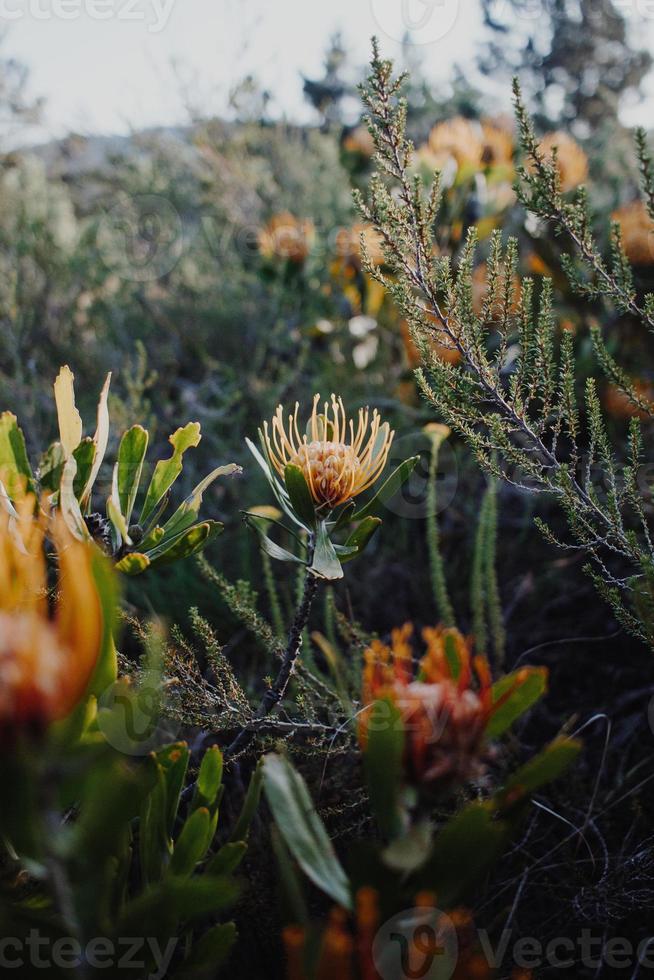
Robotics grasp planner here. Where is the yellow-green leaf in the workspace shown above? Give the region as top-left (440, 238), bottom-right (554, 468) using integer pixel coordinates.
top-left (54, 365), bottom-right (83, 457)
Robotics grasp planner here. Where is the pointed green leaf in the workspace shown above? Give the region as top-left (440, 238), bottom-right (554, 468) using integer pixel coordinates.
top-left (194, 746), bottom-right (224, 810)
top-left (73, 438), bottom-right (96, 501)
top-left (354, 455), bottom-right (420, 522)
top-left (163, 463), bottom-right (240, 539)
top-left (363, 697), bottom-right (405, 840)
top-left (229, 757), bottom-right (264, 843)
top-left (38, 441), bottom-right (65, 494)
top-left (207, 841), bottom-right (247, 877)
top-left (169, 807), bottom-right (214, 878)
top-left (117, 424), bottom-right (149, 525)
top-left (284, 464), bottom-right (316, 529)
top-left (60, 455), bottom-right (91, 540)
top-left (81, 371), bottom-right (111, 505)
top-left (176, 922), bottom-right (238, 978)
top-left (339, 516), bottom-right (382, 563)
top-left (146, 520), bottom-right (223, 567)
top-left (245, 512), bottom-right (306, 565)
top-left (497, 737), bottom-right (582, 811)
top-left (262, 753), bottom-right (351, 909)
top-left (139, 422), bottom-right (201, 525)
top-left (310, 521), bottom-right (343, 580)
top-left (0, 412), bottom-right (34, 498)
top-left (486, 667), bottom-right (549, 739)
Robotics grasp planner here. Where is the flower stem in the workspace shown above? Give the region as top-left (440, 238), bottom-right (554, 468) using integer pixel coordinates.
top-left (225, 537), bottom-right (319, 759)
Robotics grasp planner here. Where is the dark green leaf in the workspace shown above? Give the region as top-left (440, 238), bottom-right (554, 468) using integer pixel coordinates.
top-left (354, 455), bottom-right (420, 522)
top-left (284, 463), bottom-right (316, 529)
top-left (262, 754), bottom-right (351, 909)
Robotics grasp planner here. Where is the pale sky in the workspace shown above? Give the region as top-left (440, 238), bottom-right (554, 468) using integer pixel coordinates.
top-left (3, 0), bottom-right (654, 144)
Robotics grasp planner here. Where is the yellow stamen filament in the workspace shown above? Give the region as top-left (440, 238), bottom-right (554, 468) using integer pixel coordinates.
top-left (262, 394), bottom-right (394, 509)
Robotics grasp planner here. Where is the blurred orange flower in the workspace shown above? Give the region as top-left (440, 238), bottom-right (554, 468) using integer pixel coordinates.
top-left (258, 212), bottom-right (314, 263)
top-left (604, 380), bottom-right (654, 420)
top-left (360, 624), bottom-right (544, 791)
top-left (0, 500), bottom-right (103, 740)
top-left (335, 222), bottom-right (385, 268)
top-left (612, 200), bottom-right (654, 266)
top-left (426, 116), bottom-right (513, 173)
top-left (342, 125), bottom-right (375, 159)
top-left (537, 131), bottom-right (588, 192)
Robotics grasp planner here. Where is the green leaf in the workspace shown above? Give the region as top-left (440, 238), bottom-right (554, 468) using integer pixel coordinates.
top-left (246, 437), bottom-right (305, 530)
top-left (169, 807), bottom-right (215, 878)
top-left (117, 424), bottom-right (149, 525)
top-left (157, 742), bottom-right (190, 837)
top-left (362, 697), bottom-right (405, 840)
top-left (497, 737), bottom-right (582, 811)
top-left (115, 552), bottom-right (151, 575)
top-left (146, 521), bottom-right (224, 567)
top-left (38, 441), bottom-right (65, 494)
top-left (262, 753), bottom-right (351, 909)
top-left (0, 412), bottom-right (34, 498)
top-left (60, 455), bottom-right (91, 540)
top-left (194, 746), bottom-right (224, 810)
top-left (331, 500), bottom-right (356, 532)
top-left (72, 438), bottom-right (96, 501)
top-left (176, 922), bottom-right (238, 978)
top-left (117, 875), bottom-right (240, 936)
top-left (486, 667), bottom-right (549, 739)
top-left (139, 422), bottom-right (202, 525)
top-left (414, 801), bottom-right (513, 906)
top-left (81, 371), bottom-right (111, 504)
top-left (310, 520), bottom-right (343, 580)
top-left (339, 516), bottom-right (382, 563)
top-left (284, 464), bottom-right (316, 529)
top-left (163, 463), bottom-right (240, 540)
top-left (107, 463), bottom-right (131, 548)
top-left (443, 631), bottom-right (462, 680)
top-left (85, 549), bottom-right (119, 697)
top-left (354, 455), bottom-right (420, 522)
top-left (245, 512), bottom-right (306, 565)
top-left (229, 757), bottom-right (264, 843)
top-left (206, 841), bottom-right (247, 877)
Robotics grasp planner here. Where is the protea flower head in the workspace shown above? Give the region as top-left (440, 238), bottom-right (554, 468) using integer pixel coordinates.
top-left (263, 394), bottom-right (394, 510)
top-left (360, 624), bottom-right (532, 791)
top-left (0, 498), bottom-right (103, 741)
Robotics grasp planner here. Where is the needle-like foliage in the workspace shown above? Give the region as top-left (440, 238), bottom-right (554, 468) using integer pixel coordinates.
top-left (356, 39), bottom-right (654, 648)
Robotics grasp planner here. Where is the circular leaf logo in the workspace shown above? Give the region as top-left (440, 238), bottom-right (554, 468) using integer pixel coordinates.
top-left (97, 193), bottom-right (184, 282)
top-left (370, 0), bottom-right (461, 46)
top-left (373, 906), bottom-right (459, 980)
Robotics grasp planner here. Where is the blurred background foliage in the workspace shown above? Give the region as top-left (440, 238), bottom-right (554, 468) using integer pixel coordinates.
top-left (1, 1), bottom-right (652, 649)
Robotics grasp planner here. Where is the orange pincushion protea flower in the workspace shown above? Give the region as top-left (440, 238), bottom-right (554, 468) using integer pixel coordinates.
top-left (263, 394), bottom-right (394, 509)
top-left (0, 499), bottom-right (103, 739)
top-left (360, 625), bottom-right (538, 790)
top-left (258, 212), bottom-right (315, 264)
